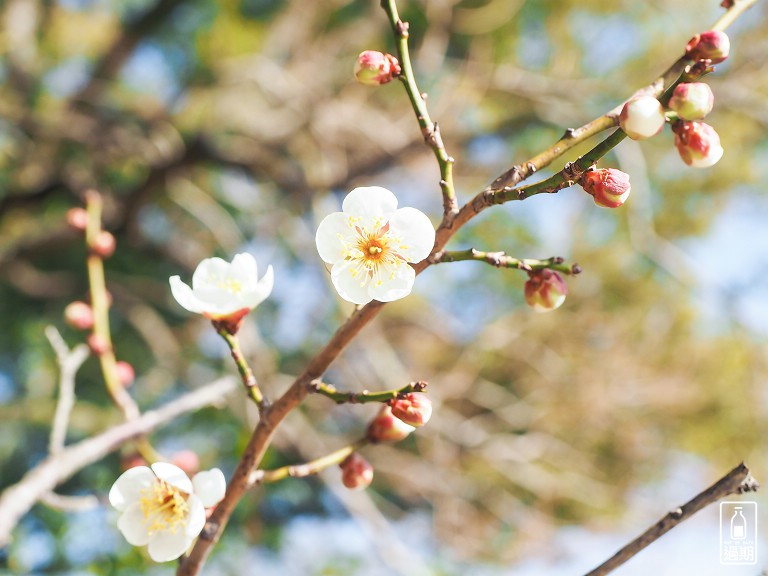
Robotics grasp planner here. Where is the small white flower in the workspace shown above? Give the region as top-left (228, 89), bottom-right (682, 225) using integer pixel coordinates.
top-left (315, 186), bottom-right (435, 305)
top-left (169, 253), bottom-right (273, 320)
top-left (109, 463), bottom-right (226, 562)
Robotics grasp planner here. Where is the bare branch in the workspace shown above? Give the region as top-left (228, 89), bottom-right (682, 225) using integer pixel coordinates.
top-left (584, 462), bottom-right (759, 576)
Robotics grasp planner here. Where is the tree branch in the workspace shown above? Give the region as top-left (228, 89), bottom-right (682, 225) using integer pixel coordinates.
top-left (584, 462), bottom-right (759, 576)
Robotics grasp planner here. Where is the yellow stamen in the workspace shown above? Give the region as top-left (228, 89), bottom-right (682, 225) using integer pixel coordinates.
top-left (139, 480), bottom-right (189, 535)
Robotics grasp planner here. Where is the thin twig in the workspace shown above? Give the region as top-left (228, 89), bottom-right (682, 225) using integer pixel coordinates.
top-left (217, 329), bottom-right (269, 413)
top-left (45, 326), bottom-right (90, 455)
top-left (433, 250), bottom-right (582, 276)
top-left (310, 379), bottom-right (427, 404)
top-left (0, 376), bottom-right (237, 547)
top-left (584, 462), bottom-right (759, 576)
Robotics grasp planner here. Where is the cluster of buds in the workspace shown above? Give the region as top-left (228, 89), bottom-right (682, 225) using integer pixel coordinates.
top-left (616, 30), bottom-right (728, 169)
top-left (64, 205), bottom-right (135, 388)
top-left (354, 50), bottom-right (401, 86)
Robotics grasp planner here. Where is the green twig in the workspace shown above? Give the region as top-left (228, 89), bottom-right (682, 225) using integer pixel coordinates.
top-left (251, 438), bottom-right (369, 484)
top-left (434, 250), bottom-right (581, 276)
top-left (380, 0), bottom-right (458, 219)
top-left (217, 329), bottom-right (268, 412)
top-left (311, 379), bottom-right (427, 404)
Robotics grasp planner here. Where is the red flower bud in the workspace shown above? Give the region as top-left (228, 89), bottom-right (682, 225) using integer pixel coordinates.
top-left (672, 121), bottom-right (724, 168)
top-left (668, 83), bottom-right (714, 121)
top-left (524, 269), bottom-right (567, 313)
top-left (619, 96), bottom-right (665, 140)
top-left (390, 393), bottom-right (432, 427)
top-left (367, 405), bottom-right (415, 443)
top-left (115, 360), bottom-right (136, 387)
top-left (91, 231), bottom-right (116, 258)
top-left (685, 30), bottom-right (730, 64)
top-left (340, 453), bottom-right (374, 490)
top-left (87, 333), bottom-right (110, 355)
top-left (66, 208), bottom-right (88, 232)
top-left (354, 51), bottom-right (401, 86)
top-left (581, 168), bottom-right (631, 208)
top-left (171, 450), bottom-right (200, 477)
top-left (64, 301), bottom-right (94, 330)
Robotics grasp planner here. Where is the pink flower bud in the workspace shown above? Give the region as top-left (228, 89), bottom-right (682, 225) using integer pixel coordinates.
top-left (581, 168), bottom-right (631, 208)
top-left (66, 208), bottom-right (88, 232)
top-left (367, 405), bottom-right (415, 443)
top-left (668, 83), bottom-right (714, 121)
top-left (64, 301), bottom-right (94, 330)
top-left (354, 50), bottom-right (401, 86)
top-left (340, 453), bottom-right (374, 490)
top-left (524, 269), bottom-right (567, 313)
top-left (685, 30), bottom-right (730, 64)
top-left (115, 360), bottom-right (136, 387)
top-left (91, 231), bottom-right (116, 258)
top-left (87, 333), bottom-right (110, 355)
top-left (171, 450), bottom-right (200, 476)
top-left (619, 96), bottom-right (666, 140)
top-left (672, 121), bottom-right (724, 168)
top-left (390, 393), bottom-right (432, 427)
top-left (121, 453), bottom-right (147, 471)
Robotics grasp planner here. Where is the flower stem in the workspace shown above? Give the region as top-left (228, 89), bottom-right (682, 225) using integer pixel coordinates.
top-left (84, 191), bottom-right (160, 463)
top-left (380, 0), bottom-right (458, 219)
top-left (311, 379), bottom-right (427, 404)
top-left (434, 250), bottom-right (581, 276)
top-left (251, 438), bottom-right (369, 485)
top-left (217, 329), bottom-right (268, 411)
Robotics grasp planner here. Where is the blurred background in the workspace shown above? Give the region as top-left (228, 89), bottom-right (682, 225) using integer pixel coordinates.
top-left (1, 0), bottom-right (768, 574)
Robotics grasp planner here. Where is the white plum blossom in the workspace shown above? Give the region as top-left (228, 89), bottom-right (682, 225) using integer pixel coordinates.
top-left (315, 186), bottom-right (435, 305)
top-left (169, 253), bottom-right (273, 322)
top-left (109, 463), bottom-right (226, 562)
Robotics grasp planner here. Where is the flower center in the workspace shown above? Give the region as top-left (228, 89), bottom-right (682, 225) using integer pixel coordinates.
top-left (362, 236), bottom-right (387, 262)
top-left (139, 480), bottom-right (189, 535)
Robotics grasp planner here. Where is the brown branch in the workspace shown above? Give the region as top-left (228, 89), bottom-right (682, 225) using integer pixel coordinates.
top-left (0, 376), bottom-right (237, 547)
top-left (584, 462), bottom-right (759, 576)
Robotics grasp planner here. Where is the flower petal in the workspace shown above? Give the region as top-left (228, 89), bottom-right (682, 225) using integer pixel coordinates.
top-left (151, 462), bottom-right (193, 494)
top-left (117, 502), bottom-right (151, 546)
top-left (388, 207), bottom-right (435, 263)
top-left (185, 494), bottom-right (207, 538)
top-left (342, 186), bottom-right (398, 219)
top-left (368, 262), bottom-right (416, 302)
top-left (229, 253), bottom-right (258, 286)
top-left (315, 212), bottom-right (354, 263)
top-left (109, 466), bottom-right (155, 511)
top-left (191, 257), bottom-right (229, 291)
top-left (330, 260), bottom-right (373, 305)
top-left (147, 528), bottom-right (192, 562)
top-left (242, 265), bottom-right (274, 310)
top-left (169, 277), bottom-right (205, 314)
top-left (192, 468), bottom-right (227, 508)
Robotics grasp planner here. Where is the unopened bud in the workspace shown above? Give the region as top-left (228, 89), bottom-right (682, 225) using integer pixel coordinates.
top-left (367, 405), bottom-right (415, 443)
top-left (354, 50), bottom-right (401, 86)
top-left (685, 30), bottom-right (730, 64)
top-left (121, 453), bottom-right (147, 471)
top-left (390, 393), bottom-right (432, 427)
top-left (115, 360), bottom-right (135, 387)
top-left (672, 121), bottom-right (724, 168)
top-left (340, 453), bottom-right (374, 490)
top-left (87, 333), bottom-right (110, 355)
top-left (524, 269), bottom-right (567, 313)
top-left (171, 450), bottom-right (200, 476)
top-left (580, 168), bottom-right (631, 208)
top-left (668, 83), bottom-right (714, 121)
top-left (91, 231), bottom-right (116, 258)
top-left (64, 301), bottom-right (94, 330)
top-left (619, 96), bottom-right (666, 140)
top-left (66, 208), bottom-right (88, 231)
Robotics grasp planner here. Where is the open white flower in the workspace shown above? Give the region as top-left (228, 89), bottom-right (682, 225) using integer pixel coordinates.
top-left (169, 253), bottom-right (273, 321)
top-left (109, 463), bottom-right (226, 562)
top-left (315, 186), bottom-right (435, 305)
